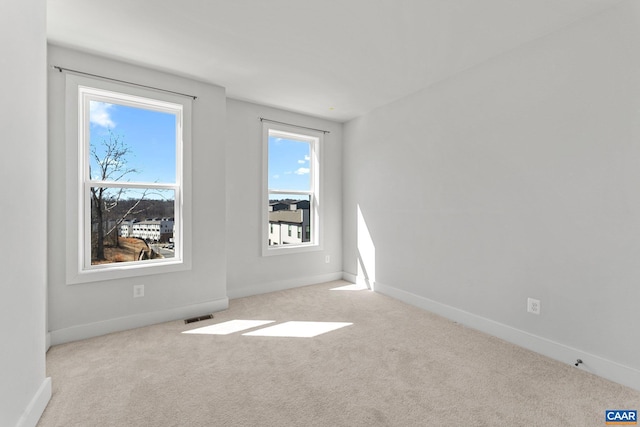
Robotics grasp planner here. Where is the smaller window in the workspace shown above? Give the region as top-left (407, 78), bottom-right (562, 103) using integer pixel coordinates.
top-left (262, 122), bottom-right (322, 256)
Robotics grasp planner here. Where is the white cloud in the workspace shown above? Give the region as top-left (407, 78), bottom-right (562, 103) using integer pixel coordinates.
top-left (90, 101), bottom-right (115, 128)
top-left (272, 174), bottom-right (280, 179)
top-left (305, 155), bottom-right (310, 161)
top-left (294, 167), bottom-right (310, 175)
top-left (297, 160), bottom-right (305, 164)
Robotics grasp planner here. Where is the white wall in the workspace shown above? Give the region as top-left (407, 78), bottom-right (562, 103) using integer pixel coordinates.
top-left (343, 1), bottom-right (640, 390)
top-left (47, 45), bottom-right (228, 344)
top-left (0, 0), bottom-right (51, 426)
top-left (226, 99), bottom-right (343, 298)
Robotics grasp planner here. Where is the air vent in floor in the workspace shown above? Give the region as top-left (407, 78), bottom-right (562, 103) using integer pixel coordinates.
top-left (184, 314), bottom-right (214, 324)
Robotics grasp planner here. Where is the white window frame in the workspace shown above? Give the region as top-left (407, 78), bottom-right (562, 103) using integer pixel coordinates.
top-left (262, 122), bottom-right (323, 256)
top-left (65, 74), bottom-right (192, 284)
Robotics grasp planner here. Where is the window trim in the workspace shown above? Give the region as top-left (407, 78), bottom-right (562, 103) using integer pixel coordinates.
top-left (261, 121), bottom-right (323, 256)
top-left (65, 73), bottom-right (192, 284)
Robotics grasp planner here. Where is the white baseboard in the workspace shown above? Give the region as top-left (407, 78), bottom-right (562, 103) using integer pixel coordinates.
top-left (227, 272), bottom-right (344, 300)
top-left (49, 297), bottom-right (229, 346)
top-left (16, 377), bottom-right (51, 427)
top-left (354, 277), bottom-right (640, 392)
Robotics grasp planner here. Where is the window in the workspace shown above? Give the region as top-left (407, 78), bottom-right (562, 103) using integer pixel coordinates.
top-left (262, 122), bottom-right (322, 255)
top-left (66, 74), bottom-right (192, 283)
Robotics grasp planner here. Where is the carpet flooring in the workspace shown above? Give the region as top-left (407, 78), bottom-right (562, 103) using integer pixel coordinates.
top-left (38, 281), bottom-right (640, 426)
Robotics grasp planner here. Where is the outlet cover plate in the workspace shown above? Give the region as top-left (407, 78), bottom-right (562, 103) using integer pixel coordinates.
top-left (133, 284), bottom-right (145, 298)
top-left (527, 297), bottom-right (540, 315)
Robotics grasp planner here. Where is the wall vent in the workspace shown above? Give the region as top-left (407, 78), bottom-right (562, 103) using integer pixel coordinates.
top-left (184, 314), bottom-right (214, 324)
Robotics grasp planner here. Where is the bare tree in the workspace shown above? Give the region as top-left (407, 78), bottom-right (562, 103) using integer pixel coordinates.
top-left (90, 130), bottom-right (141, 261)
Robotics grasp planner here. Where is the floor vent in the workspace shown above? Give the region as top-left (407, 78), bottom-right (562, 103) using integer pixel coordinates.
top-left (184, 314), bottom-right (214, 324)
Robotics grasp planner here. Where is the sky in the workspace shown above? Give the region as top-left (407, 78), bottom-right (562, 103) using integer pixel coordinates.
top-left (268, 136), bottom-right (311, 193)
top-left (89, 100), bottom-right (177, 185)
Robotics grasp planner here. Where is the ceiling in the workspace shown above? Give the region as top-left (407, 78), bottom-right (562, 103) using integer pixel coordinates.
top-left (47, 0), bottom-right (623, 122)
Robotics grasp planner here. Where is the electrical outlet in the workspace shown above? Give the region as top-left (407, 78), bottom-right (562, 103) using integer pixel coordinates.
top-left (325, 255), bottom-right (330, 264)
top-left (527, 298), bottom-right (540, 315)
top-left (133, 284), bottom-right (145, 298)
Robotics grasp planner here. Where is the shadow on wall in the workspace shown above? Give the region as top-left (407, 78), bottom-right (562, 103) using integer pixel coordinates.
top-left (357, 204), bottom-right (376, 290)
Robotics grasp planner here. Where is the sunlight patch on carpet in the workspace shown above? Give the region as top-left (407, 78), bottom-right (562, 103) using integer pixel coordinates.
top-left (182, 319), bottom-right (275, 335)
top-left (242, 321), bottom-right (352, 338)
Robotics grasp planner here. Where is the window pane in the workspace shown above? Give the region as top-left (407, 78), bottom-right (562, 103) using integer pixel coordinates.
top-left (268, 135), bottom-right (311, 191)
top-left (90, 187), bottom-right (175, 265)
top-left (89, 101), bottom-right (176, 184)
top-left (267, 194), bottom-right (311, 246)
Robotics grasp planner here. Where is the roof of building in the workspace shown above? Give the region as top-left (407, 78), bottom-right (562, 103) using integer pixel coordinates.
top-left (133, 219), bottom-right (173, 226)
top-left (268, 210), bottom-right (303, 224)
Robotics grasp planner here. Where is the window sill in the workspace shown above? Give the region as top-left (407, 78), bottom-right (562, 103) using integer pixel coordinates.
top-left (66, 258), bottom-right (190, 285)
top-left (262, 243), bottom-right (322, 257)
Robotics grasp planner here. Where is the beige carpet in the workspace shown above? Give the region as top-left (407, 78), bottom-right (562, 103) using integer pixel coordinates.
top-left (39, 281), bottom-right (639, 426)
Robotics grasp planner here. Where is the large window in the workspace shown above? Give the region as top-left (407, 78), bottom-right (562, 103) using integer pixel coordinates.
top-left (66, 74), bottom-right (191, 283)
top-left (262, 122), bottom-right (322, 255)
